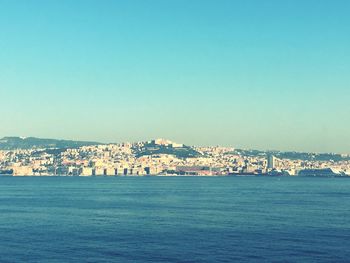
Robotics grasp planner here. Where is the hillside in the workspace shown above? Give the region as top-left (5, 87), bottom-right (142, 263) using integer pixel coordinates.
top-left (134, 141), bottom-right (201, 158)
top-left (0, 137), bottom-right (101, 150)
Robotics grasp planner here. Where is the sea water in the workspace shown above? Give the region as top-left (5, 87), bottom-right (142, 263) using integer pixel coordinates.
top-left (0, 176), bottom-right (349, 262)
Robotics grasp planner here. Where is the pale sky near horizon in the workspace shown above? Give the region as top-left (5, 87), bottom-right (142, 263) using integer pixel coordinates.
top-left (0, 0), bottom-right (349, 153)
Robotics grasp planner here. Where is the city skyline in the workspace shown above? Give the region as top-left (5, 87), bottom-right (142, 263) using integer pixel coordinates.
top-left (1, 135), bottom-right (350, 155)
top-left (2, 136), bottom-right (350, 177)
top-left (1, 0), bottom-right (350, 153)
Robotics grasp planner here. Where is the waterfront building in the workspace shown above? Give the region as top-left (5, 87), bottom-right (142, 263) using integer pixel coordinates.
top-left (94, 168), bottom-right (104, 176)
top-left (105, 168), bottom-right (116, 176)
top-left (80, 167), bottom-right (93, 176)
top-left (12, 166), bottom-right (34, 176)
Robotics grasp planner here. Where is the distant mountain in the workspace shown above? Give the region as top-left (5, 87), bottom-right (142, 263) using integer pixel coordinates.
top-left (0, 137), bottom-right (101, 150)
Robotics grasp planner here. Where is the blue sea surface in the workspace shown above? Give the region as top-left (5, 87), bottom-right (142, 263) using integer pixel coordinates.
top-left (0, 176), bottom-right (349, 262)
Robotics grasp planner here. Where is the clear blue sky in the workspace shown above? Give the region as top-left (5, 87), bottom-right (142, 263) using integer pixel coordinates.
top-left (0, 0), bottom-right (349, 153)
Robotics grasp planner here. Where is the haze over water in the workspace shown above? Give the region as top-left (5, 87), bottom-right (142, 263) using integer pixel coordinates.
top-left (1, 176), bottom-right (349, 262)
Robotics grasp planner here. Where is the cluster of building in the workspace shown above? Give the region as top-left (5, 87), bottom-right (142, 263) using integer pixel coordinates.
top-left (0, 139), bottom-right (350, 177)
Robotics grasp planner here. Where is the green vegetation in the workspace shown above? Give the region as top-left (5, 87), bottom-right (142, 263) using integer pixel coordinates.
top-left (134, 142), bottom-right (201, 158)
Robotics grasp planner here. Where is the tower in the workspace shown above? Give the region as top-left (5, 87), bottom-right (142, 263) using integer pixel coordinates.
top-left (267, 154), bottom-right (276, 170)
